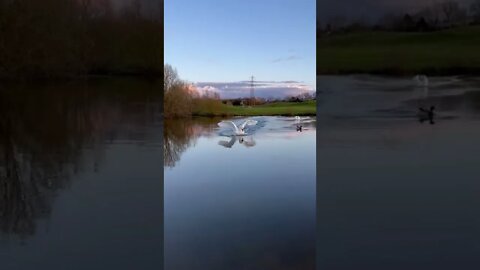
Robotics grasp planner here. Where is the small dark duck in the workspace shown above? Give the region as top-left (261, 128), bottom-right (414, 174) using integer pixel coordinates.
top-left (418, 106), bottom-right (435, 124)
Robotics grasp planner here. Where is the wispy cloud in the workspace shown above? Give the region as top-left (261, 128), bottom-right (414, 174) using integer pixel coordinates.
top-left (271, 55), bottom-right (302, 63)
top-left (194, 81), bottom-right (315, 99)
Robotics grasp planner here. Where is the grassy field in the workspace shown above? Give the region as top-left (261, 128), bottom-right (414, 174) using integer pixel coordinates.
top-left (193, 100), bottom-right (316, 117)
top-left (317, 26), bottom-right (480, 75)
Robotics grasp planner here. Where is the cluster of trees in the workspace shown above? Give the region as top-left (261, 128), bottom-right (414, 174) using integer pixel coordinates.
top-left (164, 64), bottom-right (317, 117)
top-left (224, 92), bottom-right (316, 107)
top-left (164, 64), bottom-right (224, 118)
top-left (318, 0), bottom-right (480, 34)
top-left (164, 64), bottom-right (194, 118)
top-left (224, 98), bottom-right (265, 106)
top-left (285, 92), bottom-right (316, 102)
top-left (0, 0), bottom-right (162, 79)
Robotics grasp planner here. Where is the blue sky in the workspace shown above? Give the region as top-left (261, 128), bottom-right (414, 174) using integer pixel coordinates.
top-left (165, 0), bottom-right (316, 98)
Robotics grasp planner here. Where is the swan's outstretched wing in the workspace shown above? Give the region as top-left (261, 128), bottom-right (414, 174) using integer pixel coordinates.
top-left (239, 119), bottom-right (258, 130)
top-left (218, 121), bottom-right (239, 132)
top-left (218, 136), bottom-right (236, 148)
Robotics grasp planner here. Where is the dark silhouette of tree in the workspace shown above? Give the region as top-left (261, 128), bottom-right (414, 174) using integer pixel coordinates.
top-left (415, 6), bottom-right (441, 29)
top-left (441, 1), bottom-right (468, 26)
top-left (471, 0), bottom-right (480, 23)
top-left (402, 14), bottom-right (416, 31)
top-left (0, 0), bottom-right (162, 79)
top-left (416, 17), bottom-right (430, 31)
top-left (322, 0), bottom-right (476, 34)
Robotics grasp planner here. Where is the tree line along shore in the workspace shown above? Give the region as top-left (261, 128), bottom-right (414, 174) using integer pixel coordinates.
top-left (318, 26), bottom-right (480, 75)
top-left (0, 0), bottom-right (162, 80)
top-left (164, 64), bottom-right (316, 118)
top-left (318, 0), bottom-right (480, 75)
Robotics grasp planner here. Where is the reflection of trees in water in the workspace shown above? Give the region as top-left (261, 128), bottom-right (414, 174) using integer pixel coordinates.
top-left (0, 80), bottom-right (162, 237)
top-left (164, 118), bottom-right (218, 168)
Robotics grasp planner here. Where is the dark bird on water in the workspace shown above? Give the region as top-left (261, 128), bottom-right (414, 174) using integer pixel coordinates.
top-left (418, 106), bottom-right (435, 124)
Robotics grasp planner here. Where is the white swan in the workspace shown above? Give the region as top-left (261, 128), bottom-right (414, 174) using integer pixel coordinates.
top-left (295, 116), bottom-right (310, 122)
top-left (294, 116), bottom-right (315, 124)
top-left (218, 119), bottom-right (258, 135)
top-left (413, 75), bottom-right (429, 87)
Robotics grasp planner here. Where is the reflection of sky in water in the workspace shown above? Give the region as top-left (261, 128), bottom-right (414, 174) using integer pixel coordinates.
top-left (165, 116), bottom-right (316, 270)
top-left (318, 75), bottom-right (480, 270)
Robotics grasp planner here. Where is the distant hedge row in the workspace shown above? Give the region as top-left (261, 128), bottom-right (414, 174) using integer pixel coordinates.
top-left (0, 0), bottom-right (162, 79)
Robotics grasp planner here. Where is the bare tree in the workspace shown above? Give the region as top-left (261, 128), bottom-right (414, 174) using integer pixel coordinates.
top-left (163, 64), bottom-right (195, 118)
top-left (164, 64), bottom-right (181, 93)
top-left (416, 6), bottom-right (442, 28)
top-left (132, 0), bottom-right (142, 18)
top-left (441, 1), bottom-right (467, 26)
top-left (471, 0), bottom-right (480, 23)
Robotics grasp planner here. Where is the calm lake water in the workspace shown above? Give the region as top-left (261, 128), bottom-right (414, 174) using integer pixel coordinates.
top-left (164, 116), bottom-right (316, 270)
top-left (317, 75), bottom-right (480, 270)
top-left (0, 79), bottom-right (163, 270)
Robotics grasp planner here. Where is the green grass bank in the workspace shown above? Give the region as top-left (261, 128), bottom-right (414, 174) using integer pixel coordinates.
top-left (192, 100), bottom-right (317, 117)
top-left (317, 26), bottom-right (480, 75)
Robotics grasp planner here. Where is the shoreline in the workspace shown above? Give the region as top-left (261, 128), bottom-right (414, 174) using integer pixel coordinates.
top-left (164, 113), bottom-right (317, 120)
top-left (165, 101), bottom-right (317, 119)
top-left (0, 72), bottom-right (162, 82)
top-left (191, 101), bottom-right (317, 118)
top-left (190, 112), bottom-right (317, 117)
top-left (317, 26), bottom-right (480, 77)
top-left (317, 68), bottom-right (480, 77)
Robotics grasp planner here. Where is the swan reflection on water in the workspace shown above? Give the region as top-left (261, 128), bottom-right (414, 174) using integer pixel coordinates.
top-left (218, 135), bottom-right (256, 148)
